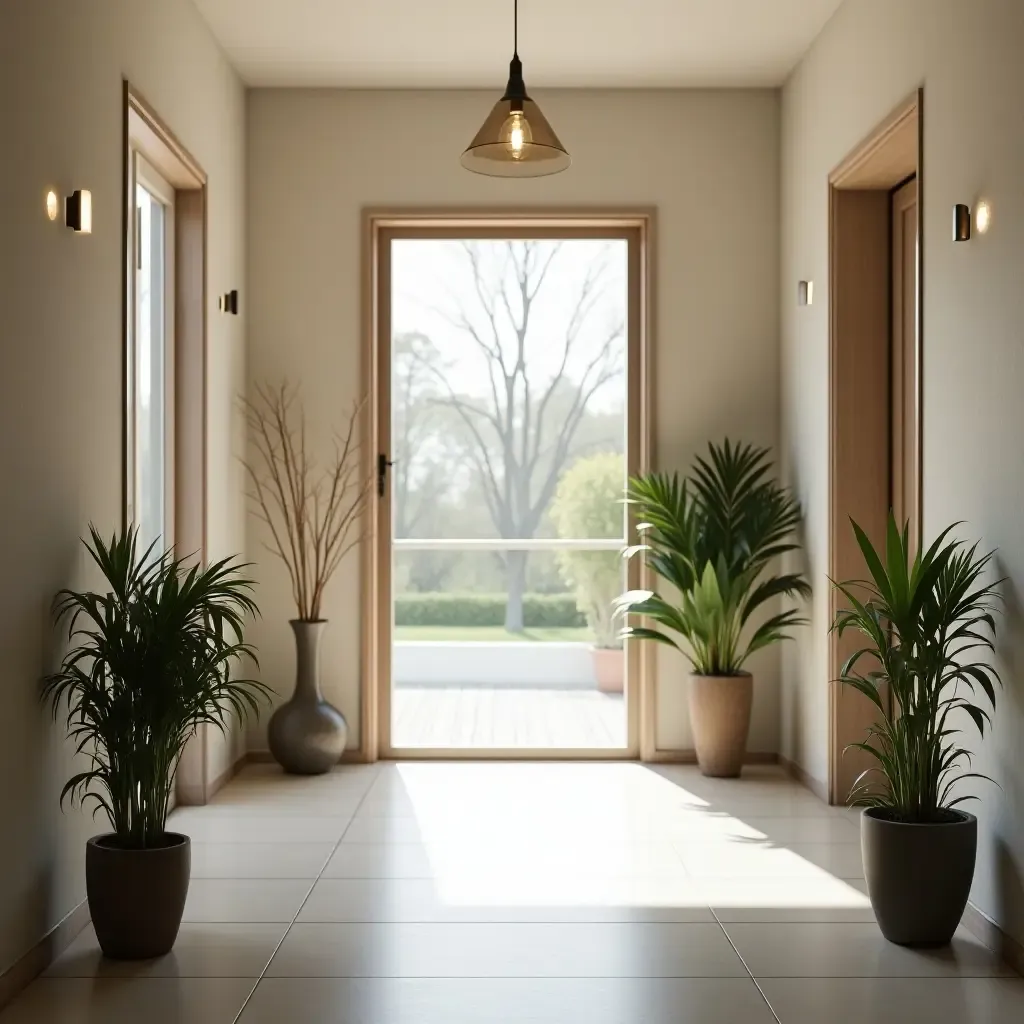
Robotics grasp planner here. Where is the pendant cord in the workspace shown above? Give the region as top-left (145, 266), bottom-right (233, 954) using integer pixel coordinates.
top-left (513, 0), bottom-right (518, 57)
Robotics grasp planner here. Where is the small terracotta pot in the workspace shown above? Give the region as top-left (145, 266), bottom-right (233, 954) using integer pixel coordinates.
top-left (591, 647), bottom-right (624, 693)
top-left (86, 833), bottom-right (190, 959)
top-left (688, 673), bottom-right (753, 777)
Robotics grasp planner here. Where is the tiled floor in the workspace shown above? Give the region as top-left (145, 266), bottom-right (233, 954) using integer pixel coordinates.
top-left (3, 762), bottom-right (1022, 1022)
top-left (391, 687), bottom-right (625, 748)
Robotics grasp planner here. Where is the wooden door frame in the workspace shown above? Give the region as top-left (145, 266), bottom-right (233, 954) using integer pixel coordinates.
top-left (827, 90), bottom-right (923, 803)
top-left (360, 208), bottom-right (655, 762)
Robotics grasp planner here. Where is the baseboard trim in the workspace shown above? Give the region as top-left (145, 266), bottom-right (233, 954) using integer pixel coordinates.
top-left (208, 749), bottom-right (246, 798)
top-left (244, 748), bottom-right (367, 766)
top-left (0, 899), bottom-right (90, 1012)
top-left (645, 750), bottom-right (779, 766)
top-left (961, 901), bottom-right (1024, 977)
top-left (779, 753), bottom-right (830, 802)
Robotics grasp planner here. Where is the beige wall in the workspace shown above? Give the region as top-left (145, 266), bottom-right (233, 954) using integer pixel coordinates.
top-left (246, 88), bottom-right (782, 756)
top-left (782, 0), bottom-right (1024, 944)
top-left (0, 0), bottom-right (246, 976)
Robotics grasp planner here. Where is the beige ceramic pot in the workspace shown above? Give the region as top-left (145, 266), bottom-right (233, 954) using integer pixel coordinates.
top-left (688, 673), bottom-right (753, 777)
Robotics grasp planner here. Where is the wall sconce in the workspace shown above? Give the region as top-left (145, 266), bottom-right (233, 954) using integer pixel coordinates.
top-left (218, 290), bottom-right (239, 315)
top-left (953, 203), bottom-right (971, 242)
top-left (65, 190), bottom-right (93, 233)
top-left (798, 280), bottom-right (814, 306)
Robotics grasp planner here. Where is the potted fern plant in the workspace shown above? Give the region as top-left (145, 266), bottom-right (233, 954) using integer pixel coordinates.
top-left (617, 441), bottom-right (809, 776)
top-left (43, 527), bottom-right (270, 960)
top-left (832, 514), bottom-right (1001, 946)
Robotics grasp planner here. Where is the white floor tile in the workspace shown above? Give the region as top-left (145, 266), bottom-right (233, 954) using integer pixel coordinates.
top-left (182, 879), bottom-right (313, 922)
top-left (0, 978), bottom-right (256, 1024)
top-left (189, 842), bottom-right (335, 879)
top-left (266, 922), bottom-right (748, 978)
top-left (167, 810), bottom-right (350, 843)
top-left (202, 794), bottom-right (364, 816)
top-left (758, 977), bottom-right (1024, 1024)
top-left (677, 840), bottom-right (864, 879)
top-left (723, 922), bottom-right (1009, 977)
top-left (298, 877), bottom-right (714, 923)
top-left (238, 977), bottom-right (777, 1023)
top-left (709, 877), bottom-right (875, 923)
top-left (326, 838), bottom-right (685, 878)
top-left (322, 843), bottom-right (436, 878)
top-left (46, 923), bottom-right (287, 978)
top-left (340, 816), bottom-right (434, 844)
top-left (669, 814), bottom-right (859, 844)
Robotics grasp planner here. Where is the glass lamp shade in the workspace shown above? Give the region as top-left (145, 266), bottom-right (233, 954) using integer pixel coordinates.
top-left (460, 97), bottom-right (570, 177)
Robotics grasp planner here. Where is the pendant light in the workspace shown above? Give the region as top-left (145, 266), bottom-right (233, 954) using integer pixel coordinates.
top-left (460, 0), bottom-right (570, 177)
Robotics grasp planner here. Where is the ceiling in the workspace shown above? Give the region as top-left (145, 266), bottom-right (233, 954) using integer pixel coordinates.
top-left (192, 0), bottom-right (844, 88)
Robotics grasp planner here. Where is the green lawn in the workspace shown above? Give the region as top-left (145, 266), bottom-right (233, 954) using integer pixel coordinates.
top-left (394, 625), bottom-right (594, 643)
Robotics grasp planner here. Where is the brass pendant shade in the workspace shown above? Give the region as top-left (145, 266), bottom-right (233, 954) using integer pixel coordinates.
top-left (460, 4), bottom-right (570, 177)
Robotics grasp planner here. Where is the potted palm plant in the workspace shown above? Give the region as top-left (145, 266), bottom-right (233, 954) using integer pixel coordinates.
top-left (43, 527), bottom-right (270, 960)
top-left (617, 441), bottom-right (809, 776)
top-left (832, 514), bottom-right (1001, 946)
top-left (551, 453), bottom-right (625, 693)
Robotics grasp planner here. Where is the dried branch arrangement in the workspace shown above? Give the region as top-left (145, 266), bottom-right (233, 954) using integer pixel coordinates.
top-left (243, 383), bottom-right (371, 621)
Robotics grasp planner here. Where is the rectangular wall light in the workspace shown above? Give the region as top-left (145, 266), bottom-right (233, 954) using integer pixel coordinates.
top-left (798, 280), bottom-right (814, 306)
top-left (953, 204), bottom-right (971, 242)
top-left (65, 190), bottom-right (93, 233)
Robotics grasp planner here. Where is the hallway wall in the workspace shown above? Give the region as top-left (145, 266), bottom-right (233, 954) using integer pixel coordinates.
top-left (246, 88), bottom-right (782, 757)
top-left (781, 0), bottom-right (1024, 947)
top-left (0, 0), bottom-right (247, 980)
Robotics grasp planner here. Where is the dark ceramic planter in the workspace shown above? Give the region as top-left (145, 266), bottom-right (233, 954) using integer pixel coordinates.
top-left (268, 620), bottom-right (348, 775)
top-left (861, 807), bottom-right (977, 946)
top-left (86, 832), bottom-right (190, 959)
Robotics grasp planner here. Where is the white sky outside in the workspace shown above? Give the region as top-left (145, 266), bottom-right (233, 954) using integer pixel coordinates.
top-left (391, 238), bottom-right (628, 414)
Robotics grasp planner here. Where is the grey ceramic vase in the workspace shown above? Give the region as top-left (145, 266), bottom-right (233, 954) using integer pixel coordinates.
top-left (268, 620), bottom-right (348, 775)
top-left (861, 807), bottom-right (977, 946)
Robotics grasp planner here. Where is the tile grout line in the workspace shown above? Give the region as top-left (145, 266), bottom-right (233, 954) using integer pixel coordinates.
top-left (672, 810), bottom-right (784, 1022)
top-left (708, 906), bottom-right (784, 1024)
top-left (229, 762), bottom-right (384, 1024)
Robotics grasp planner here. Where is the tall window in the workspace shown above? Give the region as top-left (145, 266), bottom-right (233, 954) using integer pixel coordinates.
top-left (128, 155), bottom-right (175, 555)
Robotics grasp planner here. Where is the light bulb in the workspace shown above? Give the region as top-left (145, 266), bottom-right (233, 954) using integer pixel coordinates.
top-left (500, 109), bottom-right (533, 160)
top-left (975, 201), bottom-right (992, 234)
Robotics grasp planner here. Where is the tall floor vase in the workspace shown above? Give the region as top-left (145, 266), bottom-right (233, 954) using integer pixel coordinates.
top-left (268, 620), bottom-right (348, 774)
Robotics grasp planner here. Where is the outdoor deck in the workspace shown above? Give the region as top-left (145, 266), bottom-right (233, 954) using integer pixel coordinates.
top-left (392, 687), bottom-right (626, 750)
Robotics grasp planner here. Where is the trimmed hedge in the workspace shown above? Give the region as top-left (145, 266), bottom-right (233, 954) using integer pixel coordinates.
top-left (395, 592), bottom-right (585, 629)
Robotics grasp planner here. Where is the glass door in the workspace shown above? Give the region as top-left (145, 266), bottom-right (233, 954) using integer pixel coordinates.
top-left (383, 232), bottom-right (637, 754)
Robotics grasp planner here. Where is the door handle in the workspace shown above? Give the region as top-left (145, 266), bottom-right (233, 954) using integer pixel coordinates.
top-left (377, 453), bottom-right (395, 497)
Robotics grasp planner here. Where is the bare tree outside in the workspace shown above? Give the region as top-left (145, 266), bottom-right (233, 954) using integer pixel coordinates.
top-left (392, 238), bottom-right (627, 633)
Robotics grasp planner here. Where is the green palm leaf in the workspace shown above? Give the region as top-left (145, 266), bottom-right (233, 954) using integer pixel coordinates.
top-left (831, 511), bottom-right (1002, 823)
top-left (42, 525), bottom-right (272, 849)
top-left (618, 440), bottom-right (809, 676)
